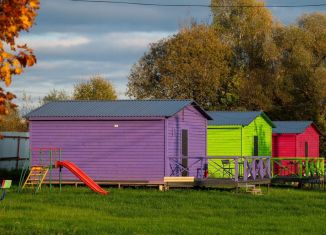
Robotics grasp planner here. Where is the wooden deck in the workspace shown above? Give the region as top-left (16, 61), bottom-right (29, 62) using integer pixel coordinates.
top-left (272, 176), bottom-right (325, 184)
top-left (43, 177), bottom-right (271, 189)
top-left (43, 180), bottom-right (164, 188)
top-left (166, 178), bottom-right (271, 189)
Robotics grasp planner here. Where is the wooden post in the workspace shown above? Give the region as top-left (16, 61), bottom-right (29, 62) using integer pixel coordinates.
top-left (234, 157), bottom-right (239, 182)
top-left (244, 158), bottom-right (248, 181)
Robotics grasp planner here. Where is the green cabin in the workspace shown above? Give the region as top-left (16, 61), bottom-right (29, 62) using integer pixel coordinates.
top-left (207, 111), bottom-right (275, 178)
top-left (207, 111), bottom-right (275, 157)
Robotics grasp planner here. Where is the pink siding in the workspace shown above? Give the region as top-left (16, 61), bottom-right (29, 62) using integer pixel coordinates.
top-left (272, 124), bottom-right (320, 176)
top-left (272, 134), bottom-right (296, 157)
top-left (167, 106), bottom-right (207, 177)
top-left (272, 134), bottom-right (296, 176)
top-left (30, 120), bottom-right (165, 181)
top-left (272, 125), bottom-right (320, 158)
top-left (296, 125), bottom-right (319, 157)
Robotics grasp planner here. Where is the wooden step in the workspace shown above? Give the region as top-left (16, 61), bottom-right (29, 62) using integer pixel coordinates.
top-left (239, 184), bottom-right (256, 188)
top-left (30, 171), bottom-right (44, 173)
top-left (31, 167), bottom-right (47, 170)
top-left (164, 177), bottom-right (195, 183)
top-left (26, 179), bottom-right (42, 182)
top-left (247, 188), bottom-right (262, 195)
top-left (29, 175), bottom-right (45, 177)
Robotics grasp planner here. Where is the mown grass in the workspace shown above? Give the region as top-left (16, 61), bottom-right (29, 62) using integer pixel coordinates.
top-left (0, 186), bottom-right (325, 235)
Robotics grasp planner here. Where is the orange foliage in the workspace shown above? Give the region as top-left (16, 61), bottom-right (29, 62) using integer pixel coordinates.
top-left (0, 0), bottom-right (39, 115)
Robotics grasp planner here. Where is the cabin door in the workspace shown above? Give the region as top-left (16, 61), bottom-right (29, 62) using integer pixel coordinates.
top-left (305, 142), bottom-right (309, 157)
top-left (181, 129), bottom-right (188, 176)
top-left (253, 136), bottom-right (259, 156)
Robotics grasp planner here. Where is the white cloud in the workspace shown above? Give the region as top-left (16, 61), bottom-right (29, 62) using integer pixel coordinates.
top-left (102, 32), bottom-right (172, 50)
top-left (18, 33), bottom-right (90, 49)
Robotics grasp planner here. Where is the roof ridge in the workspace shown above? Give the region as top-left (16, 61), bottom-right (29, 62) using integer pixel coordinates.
top-left (48, 99), bottom-right (193, 103)
top-left (208, 110), bottom-right (262, 113)
top-left (272, 121), bottom-right (321, 134)
top-left (274, 120), bottom-right (312, 122)
top-left (25, 99), bottom-right (214, 120)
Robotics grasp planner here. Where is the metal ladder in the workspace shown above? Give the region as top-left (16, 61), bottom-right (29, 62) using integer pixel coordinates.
top-left (22, 166), bottom-right (49, 193)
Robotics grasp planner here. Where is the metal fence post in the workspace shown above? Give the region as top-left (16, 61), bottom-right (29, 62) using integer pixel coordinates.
top-left (49, 149), bottom-right (52, 191)
top-left (59, 148), bottom-right (62, 192)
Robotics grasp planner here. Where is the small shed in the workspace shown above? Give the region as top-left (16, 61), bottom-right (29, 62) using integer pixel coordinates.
top-left (272, 121), bottom-right (321, 158)
top-left (207, 111), bottom-right (275, 157)
top-left (0, 132), bottom-right (29, 170)
top-left (26, 100), bottom-right (211, 183)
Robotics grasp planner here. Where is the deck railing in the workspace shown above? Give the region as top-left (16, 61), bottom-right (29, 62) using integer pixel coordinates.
top-left (168, 156), bottom-right (271, 182)
top-left (271, 157), bottom-right (325, 178)
top-left (169, 157), bottom-right (206, 178)
top-left (208, 156), bottom-right (271, 182)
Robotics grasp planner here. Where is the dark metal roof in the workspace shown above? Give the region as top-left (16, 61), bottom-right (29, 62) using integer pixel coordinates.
top-left (207, 111), bottom-right (275, 127)
top-left (26, 100), bottom-right (212, 119)
top-left (273, 121), bottom-right (321, 134)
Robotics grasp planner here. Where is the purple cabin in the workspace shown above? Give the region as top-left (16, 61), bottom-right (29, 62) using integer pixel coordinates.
top-left (26, 100), bottom-right (211, 184)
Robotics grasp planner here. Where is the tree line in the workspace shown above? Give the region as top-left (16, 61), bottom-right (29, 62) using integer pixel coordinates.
top-left (127, 0), bottom-right (326, 155)
top-left (0, 0), bottom-right (324, 155)
top-left (0, 75), bottom-right (117, 132)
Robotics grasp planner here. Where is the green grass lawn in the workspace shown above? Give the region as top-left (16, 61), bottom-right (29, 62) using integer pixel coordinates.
top-left (0, 186), bottom-right (325, 235)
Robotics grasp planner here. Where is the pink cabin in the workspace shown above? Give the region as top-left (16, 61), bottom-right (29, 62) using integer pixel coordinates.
top-left (272, 121), bottom-right (322, 177)
top-left (272, 121), bottom-right (321, 158)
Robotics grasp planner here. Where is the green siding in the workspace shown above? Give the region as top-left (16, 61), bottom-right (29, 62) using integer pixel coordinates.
top-left (207, 126), bottom-right (241, 178)
top-left (207, 115), bottom-right (273, 178)
top-left (242, 116), bottom-right (272, 156)
top-left (207, 126), bottom-right (242, 156)
top-left (207, 116), bottom-right (272, 157)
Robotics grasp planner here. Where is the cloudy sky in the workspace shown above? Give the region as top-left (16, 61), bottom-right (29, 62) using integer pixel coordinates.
top-left (8, 0), bottom-right (326, 106)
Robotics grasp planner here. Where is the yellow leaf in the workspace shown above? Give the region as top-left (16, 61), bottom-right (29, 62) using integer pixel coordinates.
top-left (1, 62), bottom-right (10, 75)
top-left (9, 25), bottom-right (17, 33)
top-left (26, 55), bottom-right (36, 66)
top-left (5, 73), bottom-right (11, 86)
top-left (30, 0), bottom-right (40, 9)
top-left (20, 15), bottom-right (32, 28)
top-left (13, 59), bottom-right (22, 74)
top-left (15, 66), bottom-right (22, 75)
top-left (2, 51), bottom-right (14, 59)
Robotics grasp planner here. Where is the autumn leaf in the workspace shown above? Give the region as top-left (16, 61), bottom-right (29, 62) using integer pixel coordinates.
top-left (0, 0), bottom-right (39, 118)
top-left (0, 106), bottom-right (8, 115)
top-left (6, 92), bottom-right (16, 100)
top-left (13, 59), bottom-right (22, 74)
top-left (26, 55), bottom-right (36, 66)
top-left (5, 73), bottom-right (11, 86)
top-left (29, 0), bottom-right (40, 9)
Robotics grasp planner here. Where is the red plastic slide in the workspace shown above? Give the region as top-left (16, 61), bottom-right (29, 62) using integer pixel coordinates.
top-left (56, 161), bottom-right (108, 195)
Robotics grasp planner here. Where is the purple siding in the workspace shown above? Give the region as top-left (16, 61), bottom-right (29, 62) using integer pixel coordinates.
top-left (29, 104), bottom-right (208, 182)
top-left (167, 105), bottom-right (207, 177)
top-left (30, 120), bottom-right (165, 181)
